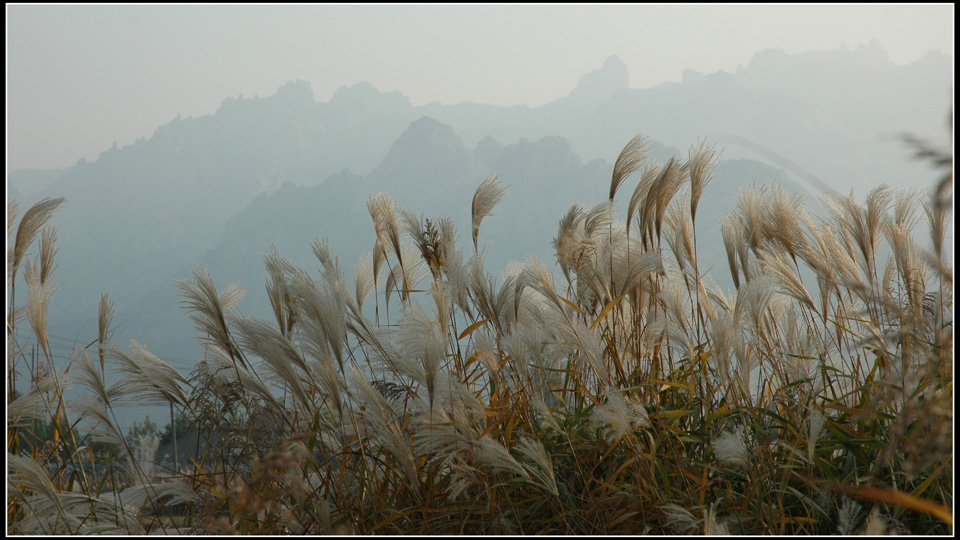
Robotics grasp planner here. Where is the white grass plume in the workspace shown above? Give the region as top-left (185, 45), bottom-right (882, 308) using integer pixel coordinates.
top-left (471, 173), bottom-right (507, 251)
top-left (610, 134), bottom-right (651, 201)
top-left (107, 340), bottom-right (189, 407)
top-left (590, 389), bottom-right (650, 443)
top-left (10, 197), bottom-right (64, 282)
top-left (687, 138), bottom-right (720, 224)
top-left (712, 425), bottom-right (748, 468)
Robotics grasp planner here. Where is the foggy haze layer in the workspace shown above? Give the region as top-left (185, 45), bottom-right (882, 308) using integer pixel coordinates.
top-left (6, 4), bottom-right (954, 172)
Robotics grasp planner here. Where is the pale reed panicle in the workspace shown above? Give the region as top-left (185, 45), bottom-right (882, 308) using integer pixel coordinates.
top-left (10, 197), bottom-right (64, 282)
top-left (471, 173), bottom-right (507, 251)
top-left (687, 138), bottom-right (721, 225)
top-left (609, 133), bottom-right (651, 202)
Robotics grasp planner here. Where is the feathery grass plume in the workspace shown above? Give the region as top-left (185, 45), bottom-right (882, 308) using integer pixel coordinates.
top-left (641, 156), bottom-right (687, 249)
top-left (554, 202), bottom-right (590, 281)
top-left (664, 193), bottom-right (695, 271)
top-left (430, 278), bottom-right (451, 342)
top-left (73, 348), bottom-right (120, 416)
top-left (383, 240), bottom-right (430, 310)
top-left (521, 256), bottom-right (563, 313)
top-left (555, 314), bottom-right (611, 389)
top-left (285, 261), bottom-right (348, 371)
top-left (8, 452), bottom-right (72, 534)
top-left (230, 316), bottom-right (315, 414)
top-left (130, 430), bottom-right (160, 484)
top-left (862, 506), bottom-right (891, 535)
top-left (824, 186), bottom-right (892, 283)
top-left (10, 197), bottom-right (64, 283)
top-left (590, 389), bottom-right (650, 444)
top-left (735, 186), bottom-right (767, 254)
top-left (176, 266), bottom-right (247, 368)
top-left (201, 344), bottom-right (276, 406)
top-left (38, 227), bottom-right (58, 285)
top-left (471, 173), bottom-right (507, 251)
top-left (837, 497), bottom-right (863, 535)
top-left (660, 503), bottom-right (699, 534)
top-left (687, 138), bottom-right (720, 224)
top-left (97, 293), bottom-right (115, 371)
top-left (712, 425), bottom-right (748, 468)
top-left (516, 437), bottom-right (559, 496)
top-left (115, 480), bottom-right (201, 521)
top-left (108, 340), bottom-right (190, 407)
top-left (7, 377), bottom-right (57, 427)
top-left (347, 364), bottom-right (420, 491)
top-left (703, 500), bottom-right (730, 535)
top-left (311, 237), bottom-right (345, 287)
top-left (760, 248), bottom-right (818, 313)
top-left (398, 302), bottom-right (445, 412)
top-left (801, 409), bottom-right (826, 464)
top-left (7, 199), bottom-right (19, 239)
top-left (475, 436), bottom-right (529, 479)
top-left (23, 258), bottom-right (59, 362)
top-left (721, 214), bottom-right (743, 289)
top-left (885, 221), bottom-right (926, 312)
top-left (353, 250), bottom-right (376, 311)
top-left (368, 192), bottom-right (404, 264)
top-left (263, 245), bottom-right (297, 336)
top-left (610, 134), bottom-right (651, 201)
top-left (732, 273), bottom-right (778, 338)
top-left (658, 268), bottom-right (692, 341)
top-left (626, 164), bottom-right (659, 235)
top-left (923, 193), bottom-right (950, 266)
top-left (759, 184), bottom-right (808, 260)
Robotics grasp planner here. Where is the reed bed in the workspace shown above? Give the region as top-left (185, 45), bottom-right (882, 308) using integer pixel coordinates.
top-left (7, 135), bottom-right (953, 534)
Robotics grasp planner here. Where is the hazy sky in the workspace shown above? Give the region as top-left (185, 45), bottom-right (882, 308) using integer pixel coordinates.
top-left (6, 4), bottom-right (954, 172)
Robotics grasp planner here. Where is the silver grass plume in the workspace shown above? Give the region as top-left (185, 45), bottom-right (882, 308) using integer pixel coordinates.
top-left (202, 345), bottom-right (277, 406)
top-left (660, 503), bottom-right (699, 534)
top-left (175, 266), bottom-right (247, 368)
top-left (687, 138), bottom-right (720, 224)
top-left (231, 316), bottom-right (316, 414)
top-left (703, 500), bottom-right (730, 535)
top-left (760, 248), bottom-right (818, 313)
top-left (7, 199), bottom-right (18, 239)
top-left (760, 184), bottom-right (808, 260)
top-left (721, 214), bottom-right (744, 289)
top-left (712, 425), bottom-right (748, 468)
top-left (368, 192), bottom-right (404, 264)
top-left (22, 258), bottom-right (59, 362)
top-left (626, 164), bottom-right (659, 236)
top-left (398, 302), bottom-right (446, 412)
top-left (383, 240), bottom-right (430, 311)
top-left (471, 173), bottom-right (507, 251)
top-left (264, 245), bottom-right (297, 336)
top-left (664, 193), bottom-right (695, 271)
top-left (8, 364), bottom-right (68, 427)
top-left (590, 389), bottom-right (650, 443)
top-left (641, 157), bottom-right (687, 249)
top-left (286, 262), bottom-right (348, 371)
top-left (610, 134), bottom-right (651, 201)
top-left (347, 364), bottom-right (420, 491)
top-left (38, 226), bottom-right (58, 285)
top-left (97, 293), bottom-right (115, 372)
top-left (475, 436), bottom-right (529, 479)
top-left (107, 340), bottom-right (190, 407)
top-left (10, 197), bottom-right (64, 282)
top-left (353, 250), bottom-right (376, 311)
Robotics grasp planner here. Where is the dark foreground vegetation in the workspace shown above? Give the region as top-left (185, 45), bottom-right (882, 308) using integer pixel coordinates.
top-left (7, 134), bottom-right (952, 534)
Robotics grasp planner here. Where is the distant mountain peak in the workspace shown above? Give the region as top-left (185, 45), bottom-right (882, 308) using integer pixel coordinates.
top-left (275, 79), bottom-right (316, 103)
top-left (567, 55), bottom-right (629, 102)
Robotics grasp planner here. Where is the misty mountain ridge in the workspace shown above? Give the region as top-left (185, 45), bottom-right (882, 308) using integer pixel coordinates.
top-left (7, 43), bottom-right (949, 429)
